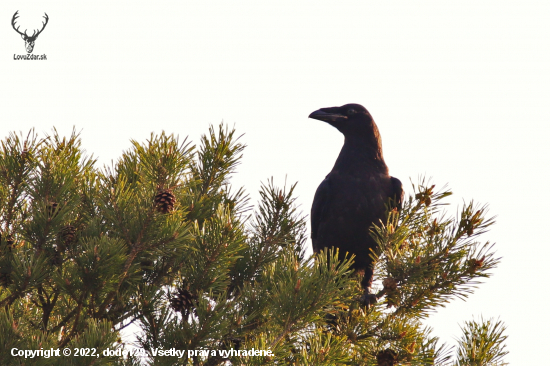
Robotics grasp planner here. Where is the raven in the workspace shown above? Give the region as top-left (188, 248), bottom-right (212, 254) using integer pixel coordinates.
top-left (309, 103), bottom-right (403, 305)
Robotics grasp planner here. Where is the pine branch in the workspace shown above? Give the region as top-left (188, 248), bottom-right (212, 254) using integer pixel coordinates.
top-left (0, 128), bottom-right (507, 365)
top-left (455, 317), bottom-right (508, 366)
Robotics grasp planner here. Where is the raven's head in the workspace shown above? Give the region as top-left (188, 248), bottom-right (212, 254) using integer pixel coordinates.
top-left (308, 103), bottom-right (375, 136)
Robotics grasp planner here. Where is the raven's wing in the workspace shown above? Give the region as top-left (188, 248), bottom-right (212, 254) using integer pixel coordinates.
top-left (311, 177), bottom-right (330, 253)
top-left (390, 176), bottom-right (404, 210)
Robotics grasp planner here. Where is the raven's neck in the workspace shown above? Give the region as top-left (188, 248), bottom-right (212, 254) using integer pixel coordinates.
top-left (332, 135), bottom-right (388, 175)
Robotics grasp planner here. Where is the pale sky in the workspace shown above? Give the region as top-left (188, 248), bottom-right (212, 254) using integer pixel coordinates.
top-left (2, 1), bottom-right (550, 364)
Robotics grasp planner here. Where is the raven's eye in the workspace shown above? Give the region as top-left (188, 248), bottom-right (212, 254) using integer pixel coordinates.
top-left (347, 109), bottom-right (356, 116)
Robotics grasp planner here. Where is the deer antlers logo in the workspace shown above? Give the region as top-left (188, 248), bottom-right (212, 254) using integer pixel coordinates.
top-left (12, 11), bottom-right (49, 54)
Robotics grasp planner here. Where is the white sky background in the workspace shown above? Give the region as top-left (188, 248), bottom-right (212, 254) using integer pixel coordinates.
top-left (2, 1), bottom-right (550, 363)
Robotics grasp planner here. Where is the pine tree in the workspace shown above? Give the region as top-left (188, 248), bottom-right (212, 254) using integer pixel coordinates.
top-left (0, 125), bottom-right (507, 365)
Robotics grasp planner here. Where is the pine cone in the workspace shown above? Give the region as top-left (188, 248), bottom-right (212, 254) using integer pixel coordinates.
top-left (466, 257), bottom-right (485, 274)
top-left (170, 286), bottom-right (197, 315)
top-left (155, 189), bottom-right (176, 214)
top-left (382, 277), bottom-right (398, 291)
top-left (376, 349), bottom-right (398, 366)
top-left (60, 225), bottom-right (76, 249)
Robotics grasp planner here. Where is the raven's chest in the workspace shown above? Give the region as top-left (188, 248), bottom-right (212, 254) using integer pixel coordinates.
top-left (327, 172), bottom-right (391, 217)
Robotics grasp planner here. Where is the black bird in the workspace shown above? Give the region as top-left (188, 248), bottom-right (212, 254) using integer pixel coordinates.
top-left (309, 103), bottom-right (403, 305)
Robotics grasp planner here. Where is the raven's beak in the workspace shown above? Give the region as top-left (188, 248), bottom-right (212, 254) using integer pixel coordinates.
top-left (308, 108), bottom-right (347, 124)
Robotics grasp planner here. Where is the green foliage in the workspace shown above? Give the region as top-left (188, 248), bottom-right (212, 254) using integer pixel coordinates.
top-left (454, 317), bottom-right (508, 366)
top-left (371, 180), bottom-right (499, 317)
top-left (0, 126), bottom-right (507, 365)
